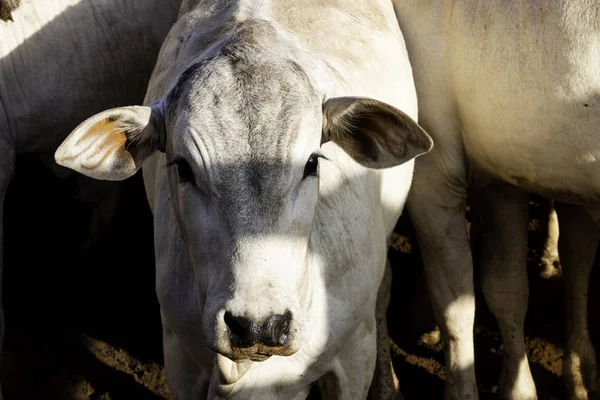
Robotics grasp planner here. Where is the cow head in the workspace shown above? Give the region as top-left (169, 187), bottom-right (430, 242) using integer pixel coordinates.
top-left (55, 39), bottom-right (432, 362)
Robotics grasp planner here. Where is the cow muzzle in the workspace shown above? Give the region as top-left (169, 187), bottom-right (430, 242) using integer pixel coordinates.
top-left (223, 310), bottom-right (296, 361)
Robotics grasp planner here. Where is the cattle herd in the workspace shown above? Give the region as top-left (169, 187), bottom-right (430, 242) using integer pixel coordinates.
top-left (1, 1), bottom-right (600, 399)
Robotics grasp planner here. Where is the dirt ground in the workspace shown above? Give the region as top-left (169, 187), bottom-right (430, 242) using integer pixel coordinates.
top-left (1, 156), bottom-right (597, 399)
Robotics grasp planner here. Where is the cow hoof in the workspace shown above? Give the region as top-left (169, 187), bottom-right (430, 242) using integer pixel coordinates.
top-left (564, 348), bottom-right (600, 400)
top-left (539, 257), bottom-right (562, 279)
top-left (496, 357), bottom-right (537, 400)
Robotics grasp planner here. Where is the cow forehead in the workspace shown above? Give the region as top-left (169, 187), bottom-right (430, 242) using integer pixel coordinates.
top-left (167, 41), bottom-right (319, 120)
top-left (165, 38), bottom-right (322, 229)
top-left (166, 36), bottom-right (321, 153)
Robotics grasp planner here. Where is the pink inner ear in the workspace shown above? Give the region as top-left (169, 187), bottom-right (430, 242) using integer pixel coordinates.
top-left (76, 119), bottom-right (125, 149)
top-left (56, 117), bottom-right (138, 181)
top-left (80, 121), bottom-right (136, 171)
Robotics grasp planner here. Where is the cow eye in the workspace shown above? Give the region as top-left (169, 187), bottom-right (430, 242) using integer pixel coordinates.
top-left (303, 153), bottom-right (320, 179)
top-left (174, 159), bottom-right (194, 183)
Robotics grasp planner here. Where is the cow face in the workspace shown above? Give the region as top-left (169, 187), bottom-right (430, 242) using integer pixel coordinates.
top-left (162, 51), bottom-right (325, 361)
top-left (54, 37), bottom-right (432, 363)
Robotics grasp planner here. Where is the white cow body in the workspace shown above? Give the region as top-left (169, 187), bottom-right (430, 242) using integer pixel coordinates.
top-left (0, 0), bottom-right (180, 397)
top-left (55, 0), bottom-right (433, 398)
top-left (0, 0), bottom-right (180, 155)
top-left (393, 1), bottom-right (600, 399)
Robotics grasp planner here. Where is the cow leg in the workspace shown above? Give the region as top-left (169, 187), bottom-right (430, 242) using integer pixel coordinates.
top-left (556, 202), bottom-right (600, 400)
top-left (368, 260), bottom-right (401, 400)
top-left (162, 323), bottom-right (210, 400)
top-left (407, 162), bottom-right (477, 400)
top-left (539, 200), bottom-right (561, 279)
top-left (472, 184), bottom-right (536, 400)
top-left (0, 142), bottom-right (14, 400)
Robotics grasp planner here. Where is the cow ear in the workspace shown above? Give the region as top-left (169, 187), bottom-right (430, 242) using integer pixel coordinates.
top-left (54, 100), bottom-right (166, 181)
top-left (322, 97), bottom-right (433, 168)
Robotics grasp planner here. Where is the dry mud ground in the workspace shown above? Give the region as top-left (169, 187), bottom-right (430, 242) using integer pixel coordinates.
top-left (2, 156), bottom-right (596, 399)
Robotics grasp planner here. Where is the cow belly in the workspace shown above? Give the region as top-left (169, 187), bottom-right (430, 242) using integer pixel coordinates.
top-left (401, 0), bottom-right (600, 202)
top-left (451, 32), bottom-right (600, 203)
top-left (459, 83), bottom-right (600, 204)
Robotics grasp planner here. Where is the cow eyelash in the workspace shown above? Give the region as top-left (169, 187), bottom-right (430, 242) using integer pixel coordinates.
top-left (165, 158), bottom-right (195, 183)
top-left (303, 152), bottom-right (326, 179)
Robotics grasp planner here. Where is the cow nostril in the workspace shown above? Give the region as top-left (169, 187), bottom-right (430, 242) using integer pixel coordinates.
top-left (224, 312), bottom-right (256, 348)
top-left (224, 311), bottom-right (292, 350)
top-left (263, 310), bottom-right (292, 347)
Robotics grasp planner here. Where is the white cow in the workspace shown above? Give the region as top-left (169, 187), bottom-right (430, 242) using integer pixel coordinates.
top-left (54, 0), bottom-right (433, 398)
top-left (0, 0), bottom-right (180, 397)
top-left (393, 1), bottom-right (600, 399)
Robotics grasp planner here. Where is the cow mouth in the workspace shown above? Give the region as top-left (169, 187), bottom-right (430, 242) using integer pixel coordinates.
top-left (220, 344), bottom-right (298, 362)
